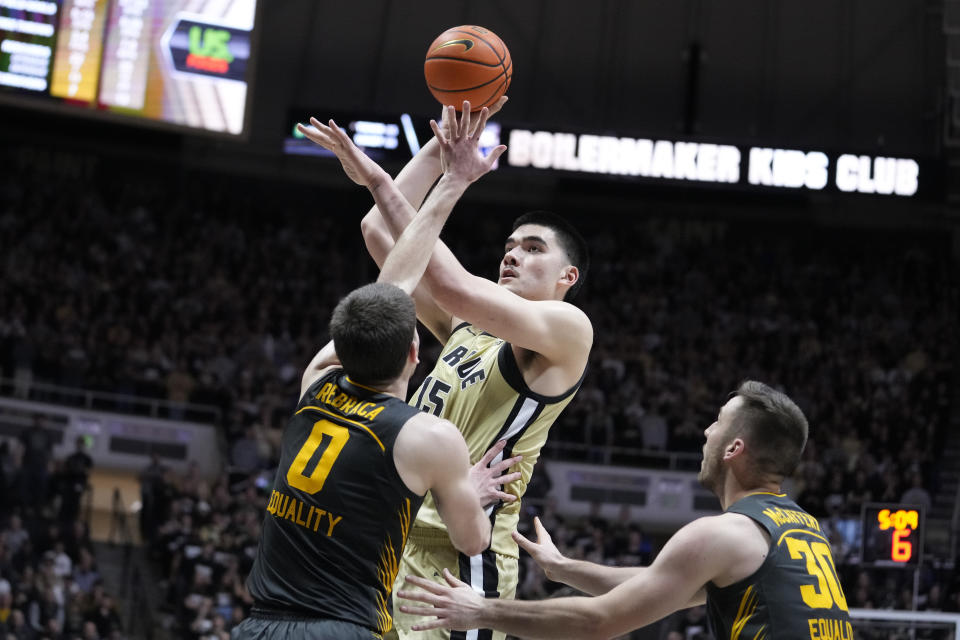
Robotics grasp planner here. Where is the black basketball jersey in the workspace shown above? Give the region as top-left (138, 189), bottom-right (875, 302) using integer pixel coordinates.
top-left (706, 493), bottom-right (853, 640)
top-left (246, 369), bottom-right (424, 635)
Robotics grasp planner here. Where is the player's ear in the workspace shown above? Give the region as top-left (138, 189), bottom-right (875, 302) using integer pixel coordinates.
top-left (558, 265), bottom-right (579, 289)
top-left (723, 438), bottom-right (746, 461)
top-left (408, 339), bottom-right (420, 366)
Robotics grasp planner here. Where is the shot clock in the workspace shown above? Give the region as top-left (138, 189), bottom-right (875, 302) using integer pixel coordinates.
top-left (860, 504), bottom-right (923, 567)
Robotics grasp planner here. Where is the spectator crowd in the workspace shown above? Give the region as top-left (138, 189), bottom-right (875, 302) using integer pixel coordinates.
top-left (0, 147), bottom-right (957, 637)
top-left (0, 425), bottom-right (123, 639)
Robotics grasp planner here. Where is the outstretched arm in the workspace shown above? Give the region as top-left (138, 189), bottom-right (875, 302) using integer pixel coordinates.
top-left (398, 517), bottom-right (727, 640)
top-left (378, 104), bottom-right (505, 292)
top-left (512, 517), bottom-right (706, 604)
top-left (294, 116), bottom-right (414, 394)
top-left (296, 107), bottom-right (505, 391)
top-left (363, 101), bottom-right (591, 374)
top-left (299, 106), bottom-right (504, 295)
top-left (360, 98), bottom-right (509, 343)
top-left (511, 517), bottom-right (650, 596)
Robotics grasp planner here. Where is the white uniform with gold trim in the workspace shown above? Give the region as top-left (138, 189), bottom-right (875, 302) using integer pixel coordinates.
top-left (390, 322), bottom-right (583, 640)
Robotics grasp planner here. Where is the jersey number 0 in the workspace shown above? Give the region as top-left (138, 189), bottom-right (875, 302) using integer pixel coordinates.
top-left (286, 419), bottom-right (350, 494)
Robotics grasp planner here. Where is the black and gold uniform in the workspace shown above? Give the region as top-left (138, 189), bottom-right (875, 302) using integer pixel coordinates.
top-left (391, 322), bottom-right (584, 640)
top-left (239, 370), bottom-right (423, 640)
top-left (707, 493), bottom-right (853, 640)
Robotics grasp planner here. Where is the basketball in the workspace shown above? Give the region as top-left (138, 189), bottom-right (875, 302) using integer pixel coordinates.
top-left (424, 25), bottom-right (512, 112)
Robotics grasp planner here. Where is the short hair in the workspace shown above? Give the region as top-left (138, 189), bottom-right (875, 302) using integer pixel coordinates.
top-left (329, 283), bottom-right (416, 384)
top-left (511, 211), bottom-right (589, 300)
top-left (729, 380), bottom-right (809, 479)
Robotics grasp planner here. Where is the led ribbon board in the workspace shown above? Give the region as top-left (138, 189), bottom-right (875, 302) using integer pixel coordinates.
top-left (286, 111), bottom-right (926, 199)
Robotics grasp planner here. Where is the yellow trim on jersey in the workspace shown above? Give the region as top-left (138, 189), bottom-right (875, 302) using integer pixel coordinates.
top-left (374, 498), bottom-right (411, 634)
top-left (731, 585), bottom-right (759, 640)
top-left (776, 528), bottom-right (831, 547)
top-left (745, 491), bottom-right (787, 498)
top-left (345, 376), bottom-right (386, 394)
top-left (296, 405), bottom-right (386, 452)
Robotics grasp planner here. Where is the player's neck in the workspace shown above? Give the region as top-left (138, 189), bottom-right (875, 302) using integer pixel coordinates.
top-left (349, 376), bottom-right (407, 400)
top-left (377, 378), bottom-right (409, 400)
top-left (719, 476), bottom-right (783, 510)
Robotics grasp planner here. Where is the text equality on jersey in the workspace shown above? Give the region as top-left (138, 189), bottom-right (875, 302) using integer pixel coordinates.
top-left (266, 490), bottom-right (344, 537)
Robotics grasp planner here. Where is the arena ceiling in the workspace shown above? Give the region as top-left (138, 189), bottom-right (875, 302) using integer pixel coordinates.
top-left (247, 0), bottom-right (943, 157)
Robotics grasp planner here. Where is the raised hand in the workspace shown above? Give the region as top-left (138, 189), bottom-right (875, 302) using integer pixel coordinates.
top-left (436, 95), bottom-right (508, 139)
top-left (511, 517), bottom-right (566, 582)
top-left (469, 440), bottom-right (523, 509)
top-left (296, 118), bottom-right (389, 189)
top-left (397, 569), bottom-right (483, 632)
top-left (430, 101), bottom-right (507, 184)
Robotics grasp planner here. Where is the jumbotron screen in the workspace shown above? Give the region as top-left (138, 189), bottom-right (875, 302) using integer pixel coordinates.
top-left (0, 0), bottom-right (258, 135)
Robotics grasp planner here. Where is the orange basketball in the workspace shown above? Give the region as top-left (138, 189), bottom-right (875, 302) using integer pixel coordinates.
top-left (424, 25), bottom-right (512, 112)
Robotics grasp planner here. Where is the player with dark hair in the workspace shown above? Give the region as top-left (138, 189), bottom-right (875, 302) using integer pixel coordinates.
top-left (234, 105), bottom-right (512, 640)
top-left (399, 381), bottom-right (854, 640)
top-left (351, 96), bottom-right (593, 640)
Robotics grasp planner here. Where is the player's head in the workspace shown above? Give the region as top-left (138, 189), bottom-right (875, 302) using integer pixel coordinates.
top-left (501, 211), bottom-right (589, 302)
top-left (329, 282), bottom-right (418, 385)
top-left (698, 380), bottom-right (808, 493)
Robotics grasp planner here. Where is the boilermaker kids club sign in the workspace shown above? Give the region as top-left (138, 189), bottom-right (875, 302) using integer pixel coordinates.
top-left (505, 129), bottom-right (921, 197)
top-left (286, 111), bottom-right (929, 199)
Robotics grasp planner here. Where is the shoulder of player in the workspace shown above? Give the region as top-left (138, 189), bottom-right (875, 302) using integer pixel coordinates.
top-left (522, 299), bottom-right (593, 352)
top-left (399, 413), bottom-right (462, 447)
top-left (650, 513), bottom-right (771, 592)
top-left (531, 298), bottom-right (592, 327)
top-left (299, 363), bottom-right (342, 399)
top-left (663, 514), bottom-right (759, 560)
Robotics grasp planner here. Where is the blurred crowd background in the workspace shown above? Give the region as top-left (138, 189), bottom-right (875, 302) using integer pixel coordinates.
top-left (0, 136), bottom-right (957, 640)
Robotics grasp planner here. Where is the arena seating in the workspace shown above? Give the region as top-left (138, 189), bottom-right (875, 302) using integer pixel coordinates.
top-left (1, 156), bottom-right (957, 638)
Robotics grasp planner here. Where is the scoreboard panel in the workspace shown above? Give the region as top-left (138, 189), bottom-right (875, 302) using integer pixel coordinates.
top-left (860, 504), bottom-right (924, 568)
top-left (0, 0), bottom-right (259, 136)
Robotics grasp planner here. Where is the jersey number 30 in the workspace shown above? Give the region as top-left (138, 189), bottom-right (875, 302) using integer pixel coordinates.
top-left (785, 536), bottom-right (849, 612)
top-left (287, 420), bottom-right (350, 494)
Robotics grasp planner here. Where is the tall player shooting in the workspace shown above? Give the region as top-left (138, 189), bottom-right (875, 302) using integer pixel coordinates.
top-left (398, 382), bottom-right (855, 640)
top-left (234, 105), bottom-right (507, 639)
top-left (357, 97), bottom-right (592, 640)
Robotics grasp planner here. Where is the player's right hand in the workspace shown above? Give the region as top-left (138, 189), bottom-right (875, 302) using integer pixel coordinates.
top-left (297, 118), bottom-right (390, 190)
top-left (433, 95), bottom-right (508, 145)
top-left (430, 102), bottom-right (506, 184)
top-left (512, 516), bottom-right (565, 582)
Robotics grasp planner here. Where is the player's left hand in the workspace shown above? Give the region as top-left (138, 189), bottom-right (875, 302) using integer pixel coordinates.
top-left (469, 439), bottom-right (522, 509)
top-left (430, 102), bottom-right (506, 184)
top-left (397, 569), bottom-right (484, 632)
top-left (296, 118), bottom-right (390, 190)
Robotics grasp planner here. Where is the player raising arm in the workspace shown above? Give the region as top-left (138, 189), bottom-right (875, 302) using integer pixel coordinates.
top-left (233, 107), bottom-right (508, 640)
top-left (351, 97), bottom-right (593, 640)
top-left (399, 382), bottom-right (854, 640)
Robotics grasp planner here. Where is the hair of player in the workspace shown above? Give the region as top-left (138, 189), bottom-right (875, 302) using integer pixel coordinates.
top-left (511, 210), bottom-right (589, 300)
top-left (329, 282), bottom-right (416, 385)
top-left (729, 380), bottom-right (809, 480)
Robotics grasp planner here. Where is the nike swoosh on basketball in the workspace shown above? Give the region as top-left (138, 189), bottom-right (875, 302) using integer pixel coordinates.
top-left (431, 39), bottom-right (474, 53)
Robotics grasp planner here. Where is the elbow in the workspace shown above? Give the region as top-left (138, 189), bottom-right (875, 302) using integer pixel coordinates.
top-left (460, 541), bottom-right (487, 558)
top-left (360, 212), bottom-right (377, 242)
top-left (456, 522), bottom-right (492, 558)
